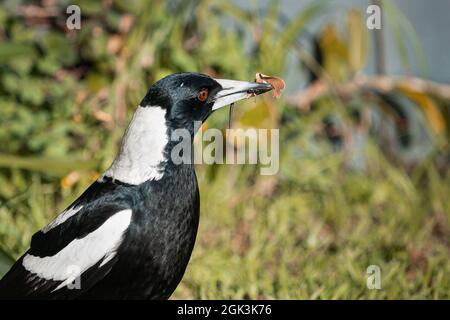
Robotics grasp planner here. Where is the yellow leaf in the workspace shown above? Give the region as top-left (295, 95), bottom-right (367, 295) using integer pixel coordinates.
top-left (346, 9), bottom-right (369, 73)
top-left (60, 171), bottom-right (80, 189)
top-left (399, 84), bottom-right (446, 135)
top-left (237, 100), bottom-right (274, 129)
top-left (320, 24), bottom-right (349, 82)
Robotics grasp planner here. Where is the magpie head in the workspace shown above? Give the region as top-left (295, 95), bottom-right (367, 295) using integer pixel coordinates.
top-left (139, 72), bottom-right (272, 133)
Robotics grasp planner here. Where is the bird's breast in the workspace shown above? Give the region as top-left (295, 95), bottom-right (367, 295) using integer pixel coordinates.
top-left (106, 166), bottom-right (200, 298)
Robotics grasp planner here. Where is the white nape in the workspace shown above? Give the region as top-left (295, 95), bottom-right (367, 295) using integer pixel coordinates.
top-left (100, 106), bottom-right (169, 185)
top-left (42, 206), bottom-right (83, 233)
top-left (22, 209), bottom-right (132, 290)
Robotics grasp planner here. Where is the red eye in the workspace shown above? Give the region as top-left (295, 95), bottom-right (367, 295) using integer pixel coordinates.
top-left (198, 88), bottom-right (209, 102)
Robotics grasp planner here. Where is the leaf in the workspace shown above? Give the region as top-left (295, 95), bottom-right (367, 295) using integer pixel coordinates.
top-left (237, 101), bottom-right (273, 128)
top-left (398, 84), bottom-right (446, 135)
top-left (40, 32), bottom-right (77, 66)
top-left (381, 0), bottom-right (427, 74)
top-left (0, 154), bottom-right (98, 174)
top-left (320, 24), bottom-right (350, 82)
top-left (19, 78), bottom-right (46, 106)
top-left (0, 43), bottom-right (36, 62)
top-left (278, 1), bottom-right (327, 50)
top-left (75, 0), bottom-right (103, 15)
top-left (86, 73), bottom-right (109, 93)
top-left (0, 248), bottom-right (14, 278)
top-left (346, 9), bottom-right (368, 73)
top-left (172, 48), bottom-right (198, 72)
top-left (212, 1), bottom-right (252, 26)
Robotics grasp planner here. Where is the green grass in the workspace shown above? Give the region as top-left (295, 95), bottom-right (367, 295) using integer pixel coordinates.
top-left (0, 124), bottom-right (449, 300)
top-left (1, 132), bottom-right (449, 299)
top-left (172, 154), bottom-right (450, 299)
top-left (0, 0), bottom-right (449, 300)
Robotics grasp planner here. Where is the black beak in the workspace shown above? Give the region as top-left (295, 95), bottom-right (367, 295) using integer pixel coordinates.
top-left (212, 79), bottom-right (273, 110)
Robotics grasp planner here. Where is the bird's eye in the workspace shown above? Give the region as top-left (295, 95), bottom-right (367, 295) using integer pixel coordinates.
top-left (198, 88), bottom-right (209, 102)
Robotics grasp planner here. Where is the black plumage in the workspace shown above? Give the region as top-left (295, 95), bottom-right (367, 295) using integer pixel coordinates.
top-left (0, 72), bottom-right (272, 299)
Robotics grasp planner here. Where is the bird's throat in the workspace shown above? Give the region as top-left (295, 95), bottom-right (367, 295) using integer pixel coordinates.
top-left (100, 106), bottom-right (169, 185)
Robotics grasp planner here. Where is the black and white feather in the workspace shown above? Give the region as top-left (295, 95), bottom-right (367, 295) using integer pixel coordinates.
top-left (0, 73), bottom-right (272, 299)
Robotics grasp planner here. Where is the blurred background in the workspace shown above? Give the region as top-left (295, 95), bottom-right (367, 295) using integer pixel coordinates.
top-left (0, 0), bottom-right (449, 299)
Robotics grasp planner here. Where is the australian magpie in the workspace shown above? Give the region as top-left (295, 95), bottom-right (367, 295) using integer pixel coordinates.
top-left (0, 72), bottom-right (272, 299)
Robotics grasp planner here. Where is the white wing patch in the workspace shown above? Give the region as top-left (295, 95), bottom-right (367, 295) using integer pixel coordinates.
top-left (22, 209), bottom-right (132, 290)
top-left (100, 106), bottom-right (168, 185)
top-left (42, 206), bottom-right (83, 233)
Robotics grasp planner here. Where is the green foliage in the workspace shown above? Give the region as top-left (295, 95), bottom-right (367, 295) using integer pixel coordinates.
top-left (0, 0), bottom-right (448, 299)
top-left (178, 155), bottom-right (450, 299)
